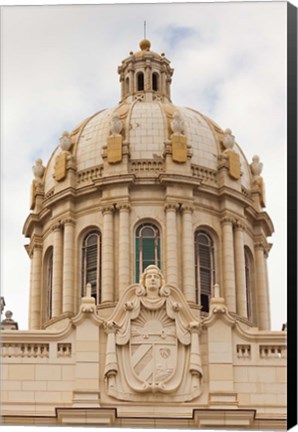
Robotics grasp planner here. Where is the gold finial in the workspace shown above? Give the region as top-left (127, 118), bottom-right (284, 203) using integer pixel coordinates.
top-left (139, 38), bottom-right (151, 51)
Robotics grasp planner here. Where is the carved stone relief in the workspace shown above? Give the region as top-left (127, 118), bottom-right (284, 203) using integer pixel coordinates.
top-left (104, 265), bottom-right (203, 402)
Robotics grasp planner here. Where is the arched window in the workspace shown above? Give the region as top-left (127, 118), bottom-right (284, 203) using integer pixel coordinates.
top-left (245, 248), bottom-right (252, 319)
top-left (125, 76), bottom-right (130, 93)
top-left (135, 223), bottom-right (161, 282)
top-left (152, 72), bottom-right (159, 91)
top-left (82, 231), bottom-right (101, 304)
top-left (194, 230), bottom-right (215, 312)
top-left (44, 247), bottom-right (53, 321)
top-left (137, 72), bottom-right (144, 91)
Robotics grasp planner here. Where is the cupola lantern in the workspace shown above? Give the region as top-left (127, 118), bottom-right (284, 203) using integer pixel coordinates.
top-left (118, 39), bottom-right (174, 103)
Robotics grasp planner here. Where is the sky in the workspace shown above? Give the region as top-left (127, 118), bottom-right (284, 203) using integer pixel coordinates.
top-left (1, 1), bottom-right (288, 332)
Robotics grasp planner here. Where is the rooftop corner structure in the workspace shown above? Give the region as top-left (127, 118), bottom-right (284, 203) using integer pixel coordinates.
top-left (1, 40), bottom-right (286, 429)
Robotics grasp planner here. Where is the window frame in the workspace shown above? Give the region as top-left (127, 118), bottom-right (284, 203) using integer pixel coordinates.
top-left (43, 246), bottom-right (53, 321)
top-left (194, 230), bottom-right (215, 312)
top-left (135, 222), bottom-right (161, 282)
top-left (136, 72), bottom-right (144, 91)
top-left (81, 230), bottom-right (101, 304)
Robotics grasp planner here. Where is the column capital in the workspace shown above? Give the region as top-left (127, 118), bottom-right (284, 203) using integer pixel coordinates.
top-left (164, 202), bottom-right (179, 212)
top-left (63, 217), bottom-right (76, 227)
top-left (254, 239), bottom-right (272, 257)
top-left (28, 240), bottom-right (43, 258)
top-left (102, 206), bottom-right (115, 215)
top-left (234, 219), bottom-right (246, 231)
top-left (116, 203), bottom-right (131, 212)
top-left (220, 215), bottom-right (235, 226)
top-left (181, 203), bottom-right (194, 214)
top-left (51, 221), bottom-right (63, 232)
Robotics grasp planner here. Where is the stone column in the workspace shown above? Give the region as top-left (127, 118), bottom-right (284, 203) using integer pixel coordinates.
top-left (165, 203), bottom-right (179, 286)
top-left (145, 62), bottom-right (151, 91)
top-left (52, 222), bottom-right (63, 317)
top-left (264, 253), bottom-right (271, 329)
top-left (234, 221), bottom-right (247, 318)
top-left (181, 205), bottom-right (196, 302)
top-left (221, 217), bottom-right (236, 312)
top-left (117, 204), bottom-right (131, 297)
top-left (62, 218), bottom-right (75, 314)
top-left (29, 241), bottom-right (42, 329)
top-left (255, 242), bottom-right (270, 330)
top-left (101, 206), bottom-right (114, 303)
top-left (129, 67), bottom-right (134, 94)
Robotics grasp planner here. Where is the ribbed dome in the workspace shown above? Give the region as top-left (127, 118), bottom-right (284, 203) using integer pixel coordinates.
top-left (44, 100), bottom-right (252, 193)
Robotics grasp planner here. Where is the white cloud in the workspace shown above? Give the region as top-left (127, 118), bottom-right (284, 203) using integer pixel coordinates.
top-left (1, 2), bottom-right (287, 330)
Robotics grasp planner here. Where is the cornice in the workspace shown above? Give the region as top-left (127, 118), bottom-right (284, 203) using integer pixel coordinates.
top-left (158, 173), bottom-right (201, 188)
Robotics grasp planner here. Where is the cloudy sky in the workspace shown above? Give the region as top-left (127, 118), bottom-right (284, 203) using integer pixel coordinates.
top-left (1, 2), bottom-right (288, 331)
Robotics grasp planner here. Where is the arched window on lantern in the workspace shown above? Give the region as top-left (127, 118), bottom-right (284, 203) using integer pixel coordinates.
top-left (44, 247), bottom-right (53, 321)
top-left (137, 72), bottom-right (144, 91)
top-left (152, 72), bottom-right (159, 91)
top-left (135, 222), bottom-right (161, 282)
top-left (125, 76), bottom-right (130, 94)
top-left (194, 230), bottom-right (215, 313)
top-left (82, 231), bottom-right (101, 304)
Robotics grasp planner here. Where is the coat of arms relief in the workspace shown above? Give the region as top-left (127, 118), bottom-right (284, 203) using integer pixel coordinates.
top-left (104, 265), bottom-right (203, 402)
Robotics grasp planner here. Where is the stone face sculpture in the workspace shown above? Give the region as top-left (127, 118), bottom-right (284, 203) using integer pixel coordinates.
top-left (104, 265), bottom-right (203, 402)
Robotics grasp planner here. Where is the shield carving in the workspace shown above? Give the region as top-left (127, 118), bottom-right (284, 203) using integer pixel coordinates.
top-left (130, 314), bottom-right (177, 390)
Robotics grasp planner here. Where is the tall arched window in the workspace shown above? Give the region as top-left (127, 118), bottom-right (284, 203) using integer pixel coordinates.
top-left (82, 231), bottom-right (101, 304)
top-left (137, 72), bottom-right (144, 91)
top-left (245, 248), bottom-right (252, 320)
top-left (152, 72), bottom-right (159, 91)
top-left (194, 230), bottom-right (215, 312)
top-left (44, 247), bottom-right (53, 321)
top-left (135, 223), bottom-right (161, 282)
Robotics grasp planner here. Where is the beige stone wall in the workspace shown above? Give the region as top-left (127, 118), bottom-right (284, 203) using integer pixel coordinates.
top-left (1, 294), bottom-right (286, 427)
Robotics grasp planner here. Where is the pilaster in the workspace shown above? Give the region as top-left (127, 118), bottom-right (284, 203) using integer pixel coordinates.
top-left (62, 218), bottom-right (75, 314)
top-left (254, 239), bottom-right (270, 330)
top-left (234, 220), bottom-right (247, 318)
top-left (221, 216), bottom-right (236, 313)
top-left (165, 202), bottom-right (179, 286)
top-left (28, 238), bottom-right (43, 329)
top-left (181, 204), bottom-right (196, 302)
top-left (52, 222), bottom-right (63, 318)
top-left (101, 206), bottom-right (115, 302)
top-left (117, 203), bottom-right (131, 297)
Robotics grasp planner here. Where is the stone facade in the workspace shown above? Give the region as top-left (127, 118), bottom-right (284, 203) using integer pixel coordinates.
top-left (1, 40), bottom-right (286, 428)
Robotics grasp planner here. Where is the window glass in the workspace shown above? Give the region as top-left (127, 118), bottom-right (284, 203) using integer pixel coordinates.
top-left (137, 72), bottom-right (144, 91)
top-left (46, 248), bottom-right (53, 320)
top-left (135, 223), bottom-right (160, 282)
top-left (82, 231), bottom-right (101, 303)
top-left (195, 230), bottom-right (215, 312)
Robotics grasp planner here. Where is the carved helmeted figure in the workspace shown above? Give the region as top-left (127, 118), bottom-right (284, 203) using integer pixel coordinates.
top-left (104, 265), bottom-right (203, 402)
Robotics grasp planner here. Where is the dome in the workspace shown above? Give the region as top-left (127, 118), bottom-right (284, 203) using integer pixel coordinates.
top-left (44, 101), bottom-right (252, 194)
top-left (25, 40), bottom-right (273, 333)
